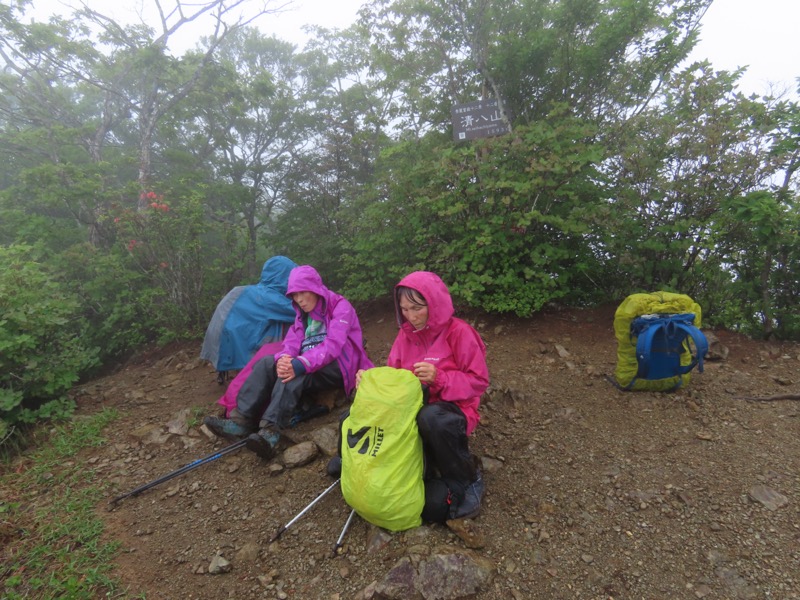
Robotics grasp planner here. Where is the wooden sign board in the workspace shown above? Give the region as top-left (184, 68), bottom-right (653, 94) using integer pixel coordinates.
top-left (451, 98), bottom-right (509, 141)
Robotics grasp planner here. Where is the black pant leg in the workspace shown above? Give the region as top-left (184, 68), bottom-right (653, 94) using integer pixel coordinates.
top-left (232, 356), bottom-right (279, 425)
top-left (262, 360), bottom-right (344, 429)
top-left (416, 402), bottom-right (476, 485)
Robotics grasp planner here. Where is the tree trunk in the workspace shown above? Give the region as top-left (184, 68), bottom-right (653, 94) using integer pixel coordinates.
top-left (760, 249), bottom-right (774, 339)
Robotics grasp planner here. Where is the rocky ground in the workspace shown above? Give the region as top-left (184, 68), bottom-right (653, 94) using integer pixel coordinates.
top-left (21, 299), bottom-right (800, 598)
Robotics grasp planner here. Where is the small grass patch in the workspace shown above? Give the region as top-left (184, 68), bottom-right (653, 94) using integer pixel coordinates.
top-left (1, 408), bottom-right (142, 599)
top-left (187, 404), bottom-right (207, 429)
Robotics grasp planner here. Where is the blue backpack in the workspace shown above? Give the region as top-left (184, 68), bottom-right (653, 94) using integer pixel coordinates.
top-left (612, 292), bottom-right (709, 392)
top-left (624, 313), bottom-right (708, 391)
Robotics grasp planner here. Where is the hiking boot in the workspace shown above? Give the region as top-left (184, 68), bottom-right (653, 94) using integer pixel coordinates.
top-left (450, 470), bottom-right (485, 520)
top-left (245, 427), bottom-right (280, 460)
top-left (203, 416), bottom-right (254, 441)
top-left (326, 455), bottom-right (342, 478)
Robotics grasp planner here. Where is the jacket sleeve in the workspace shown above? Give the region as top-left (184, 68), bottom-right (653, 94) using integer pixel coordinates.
top-left (294, 298), bottom-right (354, 374)
top-left (431, 321), bottom-right (489, 401)
top-left (386, 335), bottom-right (404, 369)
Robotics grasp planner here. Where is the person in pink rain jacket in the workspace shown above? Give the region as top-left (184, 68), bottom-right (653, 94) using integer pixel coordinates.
top-left (385, 271), bottom-right (489, 520)
top-left (204, 265), bottom-right (373, 459)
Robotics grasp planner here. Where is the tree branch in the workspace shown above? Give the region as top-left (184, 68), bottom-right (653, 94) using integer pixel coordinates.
top-left (734, 394), bottom-right (800, 402)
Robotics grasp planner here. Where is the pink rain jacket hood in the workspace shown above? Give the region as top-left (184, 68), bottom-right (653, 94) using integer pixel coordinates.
top-left (277, 265), bottom-right (373, 394)
top-left (387, 271), bottom-right (489, 435)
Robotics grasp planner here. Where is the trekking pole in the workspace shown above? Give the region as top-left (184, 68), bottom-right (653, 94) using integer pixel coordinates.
top-left (331, 508), bottom-right (356, 557)
top-left (269, 478), bottom-right (341, 543)
top-left (109, 439), bottom-right (248, 505)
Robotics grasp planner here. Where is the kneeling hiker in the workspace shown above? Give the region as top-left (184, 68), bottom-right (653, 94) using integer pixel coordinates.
top-left (338, 271), bottom-right (489, 521)
top-left (204, 265), bottom-right (373, 459)
top-left (390, 272), bottom-right (489, 520)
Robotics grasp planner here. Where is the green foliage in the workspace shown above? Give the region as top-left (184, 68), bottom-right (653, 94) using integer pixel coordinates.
top-left (340, 139), bottom-right (440, 299)
top-left (485, 0), bottom-right (709, 123)
top-left (0, 244), bottom-right (99, 429)
top-left (360, 0), bottom-right (710, 133)
top-left (0, 162), bottom-right (99, 251)
top-left (0, 0), bottom-right (798, 364)
top-left (1, 409), bottom-right (124, 599)
top-left (53, 244), bottom-right (152, 362)
top-left (112, 189), bottom-right (213, 337)
top-left (598, 65), bottom-right (784, 294)
top-left (344, 110), bottom-right (607, 315)
top-left (712, 191), bottom-right (800, 338)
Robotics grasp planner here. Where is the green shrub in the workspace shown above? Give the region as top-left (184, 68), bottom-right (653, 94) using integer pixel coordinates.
top-left (343, 112), bottom-right (606, 315)
top-left (0, 244), bottom-right (98, 430)
top-left (111, 190), bottom-right (211, 334)
top-left (54, 244), bottom-right (152, 364)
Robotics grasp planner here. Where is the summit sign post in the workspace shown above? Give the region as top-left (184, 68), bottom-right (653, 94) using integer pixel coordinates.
top-left (451, 98), bottom-right (510, 142)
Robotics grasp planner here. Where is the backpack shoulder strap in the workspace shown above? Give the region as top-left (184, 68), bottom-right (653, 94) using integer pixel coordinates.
top-left (633, 314), bottom-right (708, 376)
top-left (670, 320), bottom-right (709, 374)
top-left (633, 320), bottom-right (664, 379)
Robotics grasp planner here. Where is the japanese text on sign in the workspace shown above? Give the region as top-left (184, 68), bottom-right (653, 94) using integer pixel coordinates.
top-left (451, 98), bottom-right (510, 141)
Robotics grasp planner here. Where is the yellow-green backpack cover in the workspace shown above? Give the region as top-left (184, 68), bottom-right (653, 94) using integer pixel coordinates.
top-left (341, 367), bottom-right (424, 531)
top-left (614, 292), bottom-right (703, 391)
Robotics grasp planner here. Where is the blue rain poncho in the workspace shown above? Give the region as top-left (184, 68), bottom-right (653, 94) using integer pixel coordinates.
top-left (200, 256), bottom-right (297, 372)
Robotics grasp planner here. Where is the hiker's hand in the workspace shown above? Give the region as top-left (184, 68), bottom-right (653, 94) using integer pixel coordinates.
top-left (277, 356), bottom-right (295, 382)
top-left (355, 369), bottom-right (365, 388)
top-left (412, 362), bottom-right (436, 384)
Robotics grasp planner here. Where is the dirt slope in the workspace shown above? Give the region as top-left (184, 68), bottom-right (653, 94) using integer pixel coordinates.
top-left (65, 301), bottom-right (800, 598)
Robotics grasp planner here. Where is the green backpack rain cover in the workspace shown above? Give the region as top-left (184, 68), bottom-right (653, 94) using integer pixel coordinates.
top-left (341, 366), bottom-right (424, 531)
top-left (613, 292), bottom-right (704, 392)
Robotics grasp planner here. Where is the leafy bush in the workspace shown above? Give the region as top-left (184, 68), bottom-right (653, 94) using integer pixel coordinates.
top-left (111, 190), bottom-right (212, 337)
top-left (52, 244), bottom-right (154, 364)
top-left (0, 245), bottom-right (98, 430)
top-left (343, 111), bottom-right (607, 315)
top-left (710, 192), bottom-right (800, 339)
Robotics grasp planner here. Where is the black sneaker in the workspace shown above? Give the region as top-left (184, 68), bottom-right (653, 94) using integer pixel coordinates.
top-left (450, 471), bottom-right (485, 520)
top-left (245, 427), bottom-right (280, 460)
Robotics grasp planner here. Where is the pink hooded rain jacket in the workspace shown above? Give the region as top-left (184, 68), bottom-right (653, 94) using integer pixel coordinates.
top-left (277, 265), bottom-right (373, 395)
top-left (387, 271), bottom-right (489, 435)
